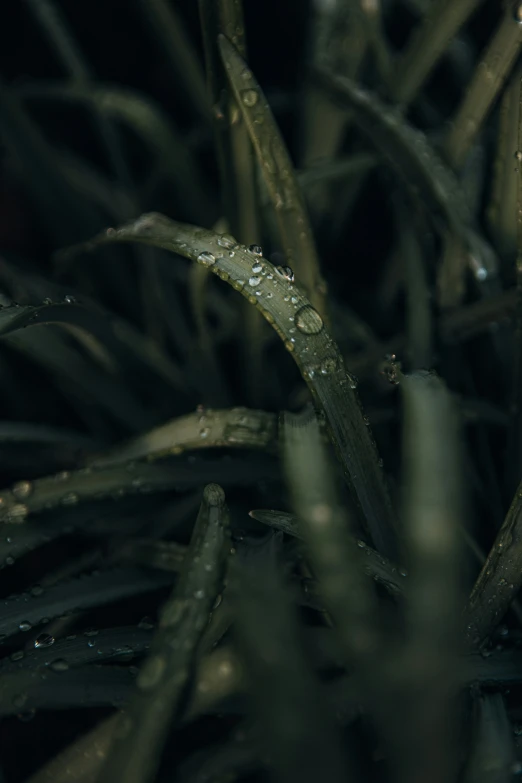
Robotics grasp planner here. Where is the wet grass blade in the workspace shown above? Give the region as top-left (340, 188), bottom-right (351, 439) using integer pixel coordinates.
top-left (0, 567), bottom-right (172, 643)
top-left (392, 0), bottom-right (485, 107)
top-left (232, 538), bottom-right (353, 783)
top-left (0, 625), bottom-right (153, 674)
top-left (445, 6), bottom-right (522, 170)
top-left (68, 213), bottom-right (398, 557)
top-left (464, 477), bottom-right (522, 648)
top-left (282, 408), bottom-right (382, 669)
top-left (314, 67), bottom-right (499, 291)
top-left (0, 453), bottom-right (277, 525)
top-left (97, 484), bottom-right (230, 783)
top-left (394, 371), bottom-right (465, 783)
top-left (249, 508), bottom-right (407, 596)
top-left (89, 407), bottom-right (278, 467)
top-left (463, 693), bottom-right (516, 783)
top-left (218, 34), bottom-right (328, 317)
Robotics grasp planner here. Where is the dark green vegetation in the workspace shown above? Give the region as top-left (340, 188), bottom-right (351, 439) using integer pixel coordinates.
top-left (1, 0), bottom-right (522, 780)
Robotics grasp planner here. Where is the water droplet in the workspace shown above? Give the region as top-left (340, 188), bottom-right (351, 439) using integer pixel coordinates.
top-left (43, 297), bottom-right (52, 305)
top-left (138, 616), bottom-right (154, 630)
top-left (320, 357), bottom-right (337, 375)
top-left (514, 3), bottom-right (522, 23)
top-left (274, 265), bottom-right (294, 282)
top-left (84, 629), bottom-right (99, 637)
top-left (12, 481), bottom-right (32, 500)
top-left (248, 276), bottom-right (261, 287)
top-left (64, 294), bottom-right (76, 304)
top-left (194, 589), bottom-right (205, 600)
top-left (241, 89), bottom-right (259, 107)
top-left (199, 427), bottom-right (209, 438)
top-left (248, 244), bottom-right (263, 256)
top-left (35, 633), bottom-right (54, 649)
top-left (251, 262), bottom-right (263, 274)
top-left (295, 305), bottom-right (324, 335)
top-left (61, 492), bottom-right (78, 506)
top-left (4, 556), bottom-right (13, 566)
top-left (50, 658), bottom-right (69, 672)
top-left (10, 650), bottom-right (24, 662)
top-left (217, 234), bottom-right (236, 249)
top-left (197, 251), bottom-right (216, 267)
top-left (19, 621), bottom-right (32, 632)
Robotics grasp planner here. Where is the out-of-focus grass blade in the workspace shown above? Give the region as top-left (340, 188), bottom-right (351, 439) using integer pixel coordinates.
top-left (218, 34), bottom-right (328, 317)
top-left (487, 62), bottom-right (522, 262)
top-left (68, 213), bottom-right (398, 557)
top-left (233, 537), bottom-right (353, 783)
top-left (465, 476), bottom-right (522, 648)
top-left (137, 0), bottom-right (209, 123)
top-left (249, 508), bottom-right (407, 596)
top-left (0, 77), bottom-right (103, 246)
top-left (24, 645), bottom-right (243, 783)
top-left (0, 567), bottom-right (173, 643)
top-left (394, 371), bottom-right (465, 783)
top-left (462, 694), bottom-right (516, 783)
top-left (392, 0), bottom-right (485, 107)
top-left (445, 6), bottom-right (522, 169)
top-left (282, 408), bottom-right (381, 669)
top-left (18, 82), bottom-right (215, 226)
top-left (314, 68), bottom-right (499, 294)
top-left (97, 484), bottom-right (230, 783)
top-left (117, 538), bottom-right (186, 572)
top-left (89, 407), bottom-right (278, 467)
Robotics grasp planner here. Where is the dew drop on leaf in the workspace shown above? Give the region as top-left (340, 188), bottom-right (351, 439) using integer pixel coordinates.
top-left (197, 251), bottom-right (216, 266)
top-left (295, 305), bottom-right (324, 335)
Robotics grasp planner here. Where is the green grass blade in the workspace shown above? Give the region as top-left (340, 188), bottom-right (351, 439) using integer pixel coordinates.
top-left (445, 6), bottom-right (522, 169)
top-left (89, 407), bottom-right (278, 467)
top-left (462, 694), bottom-right (516, 783)
top-left (67, 212), bottom-right (398, 557)
top-left (465, 476), bottom-right (522, 648)
top-left (97, 484), bottom-right (230, 783)
top-left (392, 0), bottom-right (485, 107)
top-left (218, 34), bottom-right (328, 316)
top-left (232, 539), bottom-right (353, 783)
top-left (282, 408), bottom-right (382, 667)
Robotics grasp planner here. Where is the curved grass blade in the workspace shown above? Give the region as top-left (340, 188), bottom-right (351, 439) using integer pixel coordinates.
top-left (232, 537), bottom-right (353, 783)
top-left (445, 6), bottom-right (522, 170)
top-left (89, 407), bottom-right (278, 467)
top-left (0, 567), bottom-right (173, 643)
top-left (282, 408), bottom-right (382, 670)
top-left (394, 371), bottom-right (465, 783)
top-left (68, 213), bottom-right (398, 557)
top-left (314, 67), bottom-right (499, 290)
top-left (392, 0), bottom-right (485, 107)
top-left (462, 693), bottom-right (516, 783)
top-left (0, 625), bottom-right (153, 674)
top-left (97, 484), bottom-right (230, 783)
top-left (249, 508), bottom-right (407, 596)
top-left (0, 453), bottom-right (277, 525)
top-left (17, 82), bottom-right (215, 225)
top-left (464, 476), bottom-right (522, 648)
top-left (218, 34), bottom-right (328, 316)
top-left (117, 539), bottom-right (186, 573)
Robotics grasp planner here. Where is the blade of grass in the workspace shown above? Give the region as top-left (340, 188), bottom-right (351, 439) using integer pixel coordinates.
top-left (462, 693), bottom-right (516, 783)
top-left (464, 476), bottom-right (522, 648)
top-left (97, 484), bottom-right (230, 783)
top-left (314, 67), bottom-right (499, 296)
top-left (88, 407), bottom-right (278, 467)
top-left (218, 34), bottom-right (328, 317)
top-left (232, 539), bottom-right (353, 783)
top-left (391, 371), bottom-right (465, 783)
top-left (487, 62), bottom-right (522, 261)
top-left (282, 408), bottom-right (382, 673)
top-left (66, 212), bottom-right (398, 557)
top-left (392, 0), bottom-right (486, 107)
top-left (445, 5), bottom-right (522, 169)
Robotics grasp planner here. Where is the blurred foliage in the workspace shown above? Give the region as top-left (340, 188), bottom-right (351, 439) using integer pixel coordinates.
top-left (0, 0), bottom-right (521, 781)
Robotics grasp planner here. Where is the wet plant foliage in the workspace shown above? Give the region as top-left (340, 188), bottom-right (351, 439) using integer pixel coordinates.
top-left (1, 0), bottom-right (522, 781)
